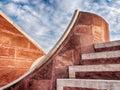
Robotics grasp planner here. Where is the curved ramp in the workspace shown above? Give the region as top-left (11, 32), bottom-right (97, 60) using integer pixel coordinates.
top-left (0, 10), bottom-right (109, 90)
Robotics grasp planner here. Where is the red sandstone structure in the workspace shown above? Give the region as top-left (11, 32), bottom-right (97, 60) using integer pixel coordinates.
top-left (0, 11), bottom-right (45, 86)
top-left (0, 10), bottom-right (120, 90)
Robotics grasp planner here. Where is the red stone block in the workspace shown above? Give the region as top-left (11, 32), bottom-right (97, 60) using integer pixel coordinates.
top-left (54, 49), bottom-right (75, 68)
top-left (16, 48), bottom-right (43, 60)
top-left (79, 34), bottom-right (94, 54)
top-left (0, 16), bottom-right (7, 22)
top-left (0, 46), bottom-right (15, 57)
top-left (102, 20), bottom-right (109, 41)
top-left (78, 12), bottom-right (92, 25)
top-left (0, 68), bottom-right (27, 86)
top-left (29, 42), bottom-right (39, 50)
top-left (14, 68), bottom-right (28, 76)
top-left (73, 25), bottom-right (92, 35)
top-left (14, 60), bottom-right (33, 68)
top-left (0, 59), bottom-right (14, 67)
top-left (92, 26), bottom-right (104, 43)
top-left (92, 14), bottom-right (102, 26)
top-left (32, 59), bottom-right (52, 80)
top-left (11, 36), bottom-right (29, 48)
top-left (0, 31), bottom-right (14, 46)
top-left (0, 15), bottom-right (23, 35)
top-left (53, 67), bottom-right (69, 78)
top-left (29, 80), bottom-right (52, 90)
top-left (0, 31), bottom-right (30, 48)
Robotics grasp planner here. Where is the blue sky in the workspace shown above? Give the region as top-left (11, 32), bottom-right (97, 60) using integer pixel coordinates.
top-left (0, 0), bottom-right (120, 52)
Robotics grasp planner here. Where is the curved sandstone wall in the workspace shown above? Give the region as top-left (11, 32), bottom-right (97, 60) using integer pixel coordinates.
top-left (0, 11), bottom-right (45, 86)
top-left (1, 10), bottom-right (109, 90)
top-left (73, 11), bottom-right (109, 53)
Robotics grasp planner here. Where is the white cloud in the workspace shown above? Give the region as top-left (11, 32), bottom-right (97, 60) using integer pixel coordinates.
top-left (12, 0), bottom-right (29, 3)
top-left (111, 34), bottom-right (120, 41)
top-left (4, 3), bottom-right (18, 15)
top-left (0, 0), bottom-right (120, 52)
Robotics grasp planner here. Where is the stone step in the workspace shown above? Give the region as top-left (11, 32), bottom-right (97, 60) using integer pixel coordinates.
top-left (82, 50), bottom-right (120, 65)
top-left (69, 64), bottom-right (120, 79)
top-left (57, 79), bottom-right (120, 90)
top-left (94, 40), bottom-right (120, 52)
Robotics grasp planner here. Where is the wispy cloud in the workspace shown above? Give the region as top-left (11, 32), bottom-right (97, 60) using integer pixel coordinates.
top-left (0, 0), bottom-right (120, 52)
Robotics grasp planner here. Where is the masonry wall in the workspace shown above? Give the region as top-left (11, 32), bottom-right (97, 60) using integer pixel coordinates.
top-left (1, 11), bottom-right (111, 90)
top-left (0, 15), bottom-right (45, 86)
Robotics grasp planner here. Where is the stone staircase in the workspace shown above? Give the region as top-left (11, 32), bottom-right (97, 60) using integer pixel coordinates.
top-left (57, 40), bottom-right (120, 90)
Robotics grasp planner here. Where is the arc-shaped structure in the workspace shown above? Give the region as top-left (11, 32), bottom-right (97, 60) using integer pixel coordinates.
top-left (1, 10), bottom-right (109, 90)
top-left (0, 11), bottom-right (45, 87)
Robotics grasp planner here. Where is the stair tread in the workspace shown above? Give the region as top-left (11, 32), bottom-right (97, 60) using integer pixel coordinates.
top-left (57, 79), bottom-right (120, 90)
top-left (94, 40), bottom-right (120, 49)
top-left (69, 64), bottom-right (120, 78)
top-left (82, 50), bottom-right (120, 60)
top-left (69, 64), bottom-right (120, 72)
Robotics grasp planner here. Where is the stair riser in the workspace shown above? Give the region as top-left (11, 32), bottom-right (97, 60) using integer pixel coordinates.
top-left (64, 87), bottom-right (99, 90)
top-left (95, 46), bottom-right (120, 52)
top-left (75, 71), bottom-right (120, 80)
top-left (82, 57), bottom-right (120, 65)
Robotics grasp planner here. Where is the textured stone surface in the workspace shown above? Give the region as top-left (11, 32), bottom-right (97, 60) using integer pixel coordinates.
top-left (76, 71), bottom-right (120, 80)
top-left (82, 57), bottom-right (120, 65)
top-left (16, 48), bottom-right (43, 60)
top-left (0, 68), bottom-right (28, 86)
top-left (2, 11), bottom-right (110, 90)
top-left (69, 64), bottom-right (120, 78)
top-left (0, 12), bottom-right (45, 86)
top-left (31, 60), bottom-right (53, 80)
top-left (29, 80), bottom-right (52, 90)
top-left (57, 79), bottom-right (120, 90)
top-left (0, 58), bottom-right (33, 68)
top-left (0, 46), bottom-right (15, 57)
top-left (64, 87), bottom-right (100, 90)
top-left (82, 50), bottom-right (120, 60)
